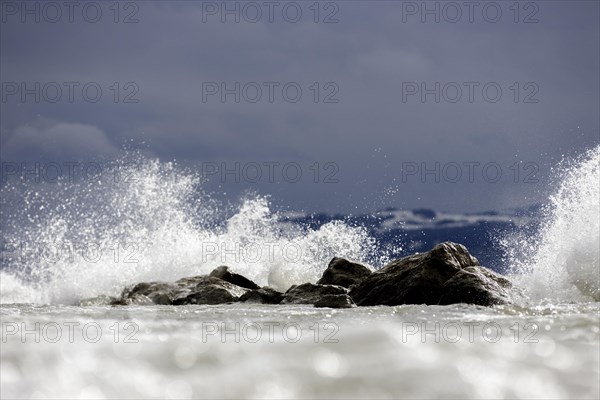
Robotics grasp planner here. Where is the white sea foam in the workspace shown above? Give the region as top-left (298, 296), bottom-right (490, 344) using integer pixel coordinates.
top-left (0, 155), bottom-right (389, 304)
top-left (2, 147), bottom-right (598, 305)
top-left (507, 146), bottom-right (600, 302)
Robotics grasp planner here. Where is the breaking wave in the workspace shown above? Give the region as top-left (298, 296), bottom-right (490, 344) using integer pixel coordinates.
top-left (0, 154), bottom-right (391, 304)
top-left (505, 145), bottom-right (600, 302)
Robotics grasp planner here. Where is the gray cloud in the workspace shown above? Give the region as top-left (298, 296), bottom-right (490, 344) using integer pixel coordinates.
top-left (1, 0), bottom-right (598, 213)
top-left (2, 120), bottom-right (119, 160)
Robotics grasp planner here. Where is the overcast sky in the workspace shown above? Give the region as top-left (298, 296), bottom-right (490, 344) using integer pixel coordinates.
top-left (1, 0), bottom-right (599, 213)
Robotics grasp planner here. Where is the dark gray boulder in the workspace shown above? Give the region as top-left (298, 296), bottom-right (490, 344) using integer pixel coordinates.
top-left (113, 281), bottom-right (188, 305)
top-left (438, 266), bottom-right (511, 306)
top-left (349, 242), bottom-right (511, 307)
top-left (114, 273), bottom-right (250, 306)
top-left (147, 291), bottom-right (175, 305)
top-left (239, 287), bottom-right (284, 304)
top-left (314, 294), bottom-right (356, 308)
top-left (209, 266), bottom-right (260, 290)
top-left (107, 243), bottom-right (511, 308)
top-left (119, 293), bottom-right (154, 305)
top-left (281, 283), bottom-right (349, 307)
top-left (173, 286), bottom-right (235, 305)
top-left (172, 276), bottom-right (248, 305)
top-left (316, 257), bottom-right (372, 288)
top-left (124, 281), bottom-right (171, 297)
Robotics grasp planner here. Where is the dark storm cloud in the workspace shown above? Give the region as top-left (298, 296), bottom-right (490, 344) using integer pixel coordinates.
top-left (1, 0), bottom-right (598, 212)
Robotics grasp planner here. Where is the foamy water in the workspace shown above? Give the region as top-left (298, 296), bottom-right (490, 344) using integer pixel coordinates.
top-left (506, 146), bottom-right (600, 303)
top-left (1, 302), bottom-right (598, 399)
top-left (0, 155), bottom-right (390, 305)
top-left (2, 148), bottom-right (599, 305)
top-left (1, 147), bottom-right (599, 399)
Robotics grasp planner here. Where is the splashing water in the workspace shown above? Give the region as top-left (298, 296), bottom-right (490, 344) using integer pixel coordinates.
top-left (506, 146), bottom-right (600, 302)
top-left (2, 148), bottom-right (598, 306)
top-left (0, 154), bottom-right (390, 305)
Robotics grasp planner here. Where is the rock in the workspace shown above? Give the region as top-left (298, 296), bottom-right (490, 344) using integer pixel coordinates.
top-left (281, 283), bottom-right (348, 307)
top-left (174, 275), bottom-right (207, 287)
top-left (80, 295), bottom-right (119, 306)
top-left (172, 276), bottom-right (248, 305)
top-left (438, 266), bottom-right (511, 306)
top-left (115, 271), bottom-right (253, 306)
top-left (173, 285), bottom-right (235, 305)
top-left (116, 281), bottom-right (191, 305)
top-left (316, 257), bottom-right (372, 288)
top-left (239, 287), bottom-right (284, 304)
top-left (123, 281), bottom-right (161, 297)
top-left (107, 243), bottom-right (511, 308)
top-left (124, 293), bottom-right (154, 305)
top-left (209, 266), bottom-right (260, 290)
top-left (349, 242), bottom-right (511, 307)
top-left (147, 291), bottom-right (174, 305)
top-left (314, 294), bottom-right (356, 308)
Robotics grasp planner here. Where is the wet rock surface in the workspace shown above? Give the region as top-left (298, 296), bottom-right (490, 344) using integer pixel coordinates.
top-left (112, 268), bottom-right (249, 306)
top-left (438, 266), bottom-right (512, 306)
top-left (280, 283), bottom-right (349, 305)
top-left (316, 257), bottom-right (372, 288)
top-left (314, 294), bottom-right (356, 308)
top-left (349, 242), bottom-right (511, 306)
top-left (209, 266), bottom-right (260, 290)
top-left (109, 242), bottom-right (513, 308)
top-left (238, 287), bottom-right (284, 304)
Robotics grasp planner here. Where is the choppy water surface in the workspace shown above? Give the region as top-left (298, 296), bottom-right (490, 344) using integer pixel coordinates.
top-left (1, 147), bottom-right (599, 398)
top-left (1, 302), bottom-right (599, 399)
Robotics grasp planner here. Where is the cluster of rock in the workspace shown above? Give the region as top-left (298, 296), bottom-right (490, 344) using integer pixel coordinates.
top-left (107, 242), bottom-right (512, 308)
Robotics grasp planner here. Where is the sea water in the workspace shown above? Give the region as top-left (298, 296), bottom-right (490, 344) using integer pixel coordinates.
top-left (1, 147), bottom-right (598, 399)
